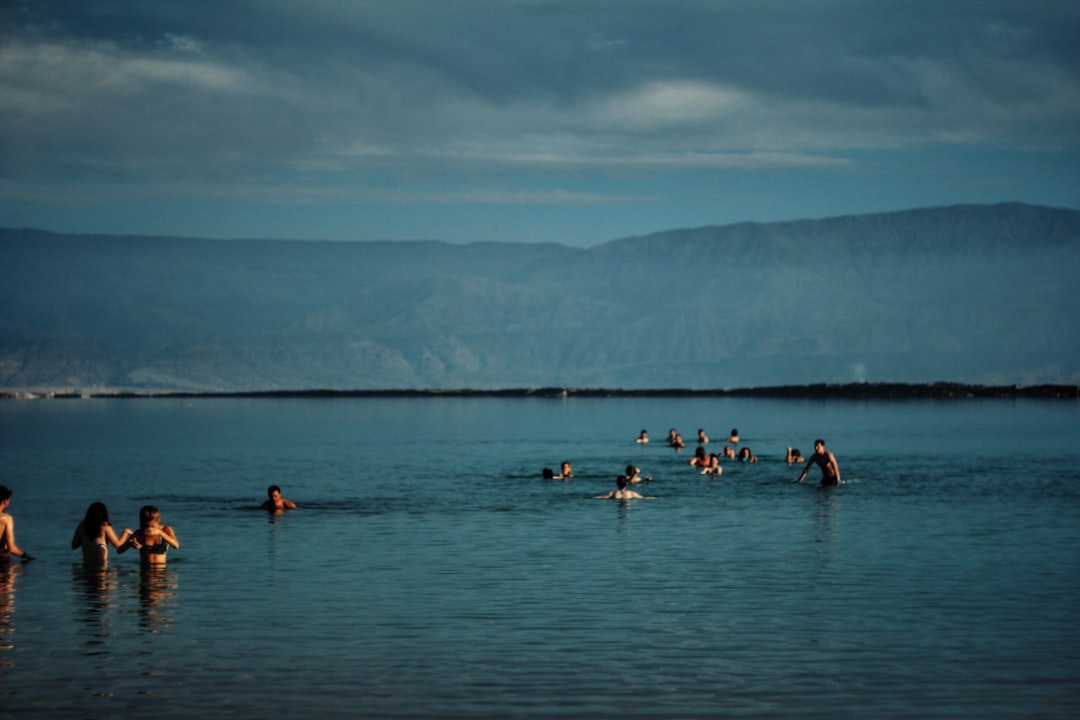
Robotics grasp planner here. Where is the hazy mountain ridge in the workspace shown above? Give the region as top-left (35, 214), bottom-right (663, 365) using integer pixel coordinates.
top-left (2, 203), bottom-right (1077, 392)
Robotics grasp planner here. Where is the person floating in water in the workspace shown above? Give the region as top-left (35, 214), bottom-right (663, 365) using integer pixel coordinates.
top-left (120, 505), bottom-right (180, 565)
top-left (594, 475), bottom-right (654, 500)
top-left (701, 453), bottom-right (722, 475)
top-left (542, 462), bottom-right (573, 480)
top-left (635, 430), bottom-right (649, 444)
top-left (697, 428), bottom-right (709, 444)
top-left (0, 486), bottom-right (33, 563)
top-left (262, 484), bottom-right (298, 511)
top-left (738, 447), bottom-right (758, 463)
top-left (786, 447), bottom-right (805, 463)
top-left (689, 446), bottom-right (708, 467)
top-left (71, 502), bottom-right (133, 567)
top-left (796, 439), bottom-right (841, 488)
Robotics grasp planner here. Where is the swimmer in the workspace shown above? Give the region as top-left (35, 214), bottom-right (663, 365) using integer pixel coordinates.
top-left (119, 506), bottom-right (179, 565)
top-left (666, 429), bottom-right (679, 446)
top-left (261, 484), bottom-right (298, 511)
top-left (0, 486), bottom-right (32, 562)
top-left (697, 428), bottom-right (709, 444)
top-left (701, 454), bottom-right (722, 475)
top-left (625, 464), bottom-right (652, 484)
top-left (723, 445), bottom-right (736, 459)
top-left (594, 475), bottom-right (654, 500)
top-left (671, 433), bottom-right (685, 450)
top-left (689, 446), bottom-right (708, 467)
top-left (542, 462), bottom-right (574, 480)
top-left (727, 428), bottom-right (740, 443)
top-left (71, 502), bottom-right (133, 567)
top-left (786, 447), bottom-right (805, 463)
top-left (796, 439), bottom-right (841, 488)
top-left (635, 430), bottom-right (649, 444)
top-left (737, 447), bottom-right (758, 463)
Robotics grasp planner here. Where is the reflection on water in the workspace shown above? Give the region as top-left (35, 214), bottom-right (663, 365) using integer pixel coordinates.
top-left (138, 565), bottom-right (177, 635)
top-left (72, 565), bottom-right (118, 656)
top-left (0, 563), bottom-right (20, 692)
top-left (814, 490), bottom-right (840, 547)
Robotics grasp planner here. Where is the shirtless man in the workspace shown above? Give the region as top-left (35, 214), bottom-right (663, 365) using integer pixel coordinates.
top-left (0, 486), bottom-right (33, 562)
top-left (261, 485), bottom-right (298, 512)
top-left (594, 475), bottom-right (654, 500)
top-left (796, 439), bottom-right (841, 487)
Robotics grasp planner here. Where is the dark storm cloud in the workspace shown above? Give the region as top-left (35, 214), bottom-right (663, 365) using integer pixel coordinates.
top-left (2, 0), bottom-right (1078, 214)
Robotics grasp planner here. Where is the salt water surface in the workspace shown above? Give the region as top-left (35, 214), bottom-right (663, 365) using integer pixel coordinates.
top-left (1, 396), bottom-right (1078, 719)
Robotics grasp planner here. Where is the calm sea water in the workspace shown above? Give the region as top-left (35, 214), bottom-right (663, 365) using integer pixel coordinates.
top-left (1, 396), bottom-right (1078, 719)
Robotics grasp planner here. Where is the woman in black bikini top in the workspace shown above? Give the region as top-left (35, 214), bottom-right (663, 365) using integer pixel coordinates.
top-left (119, 505), bottom-right (180, 565)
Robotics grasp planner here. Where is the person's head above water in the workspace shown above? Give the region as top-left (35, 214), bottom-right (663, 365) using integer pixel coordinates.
top-left (139, 505), bottom-right (161, 529)
top-left (82, 502), bottom-right (110, 536)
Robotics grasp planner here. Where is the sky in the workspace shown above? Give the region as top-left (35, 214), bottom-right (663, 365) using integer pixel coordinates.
top-left (2, 0), bottom-right (1079, 246)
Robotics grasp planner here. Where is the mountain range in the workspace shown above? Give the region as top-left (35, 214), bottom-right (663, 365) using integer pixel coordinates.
top-left (2, 202), bottom-right (1077, 393)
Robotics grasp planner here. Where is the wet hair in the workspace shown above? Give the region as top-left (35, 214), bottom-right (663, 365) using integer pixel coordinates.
top-left (791, 449), bottom-right (802, 458)
top-left (730, 428), bottom-right (738, 435)
top-left (616, 475), bottom-right (629, 490)
top-left (542, 468), bottom-right (555, 479)
top-left (625, 464), bottom-right (637, 475)
top-left (267, 485), bottom-right (282, 497)
top-left (82, 502), bottom-right (110, 539)
top-left (814, 438), bottom-right (826, 447)
top-left (0, 485), bottom-right (10, 502)
top-left (139, 505), bottom-right (161, 529)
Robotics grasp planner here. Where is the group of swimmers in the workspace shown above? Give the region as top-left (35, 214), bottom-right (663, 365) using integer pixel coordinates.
top-left (643, 427), bottom-right (840, 487)
top-left (2, 438), bottom-right (842, 564)
top-left (547, 430), bottom-right (842, 500)
top-left (0, 483), bottom-right (299, 568)
top-left (636, 426), bottom-right (741, 448)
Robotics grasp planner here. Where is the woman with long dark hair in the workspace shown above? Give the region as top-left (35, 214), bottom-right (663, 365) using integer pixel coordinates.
top-left (71, 502), bottom-right (133, 567)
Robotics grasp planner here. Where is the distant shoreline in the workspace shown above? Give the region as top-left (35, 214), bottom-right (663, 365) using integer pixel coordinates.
top-left (3, 382), bottom-right (1078, 400)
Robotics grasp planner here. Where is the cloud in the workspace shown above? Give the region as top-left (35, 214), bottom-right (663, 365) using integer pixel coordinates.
top-left (2, 1), bottom-right (1078, 213)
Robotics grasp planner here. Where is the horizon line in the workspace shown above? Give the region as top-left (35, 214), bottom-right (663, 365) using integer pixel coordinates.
top-left (5, 382), bottom-right (1077, 401)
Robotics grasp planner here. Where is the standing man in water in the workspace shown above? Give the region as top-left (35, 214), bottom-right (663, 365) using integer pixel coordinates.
top-left (796, 439), bottom-right (841, 487)
top-left (0, 485), bottom-right (33, 562)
